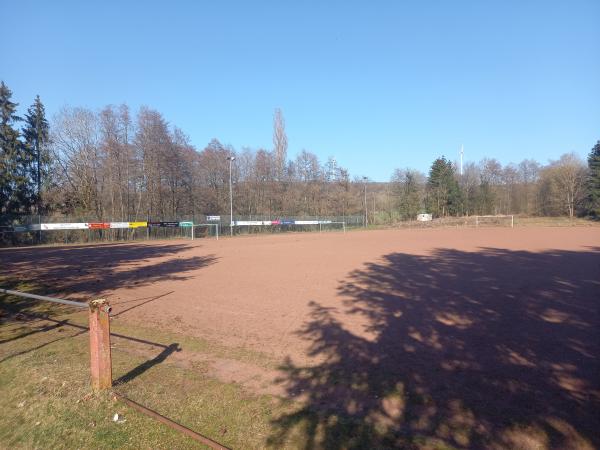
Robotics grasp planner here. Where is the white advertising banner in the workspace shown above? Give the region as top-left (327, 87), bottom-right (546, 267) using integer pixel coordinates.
top-left (41, 223), bottom-right (89, 230)
top-left (294, 220), bottom-right (319, 225)
top-left (235, 221), bottom-right (266, 226)
top-left (110, 222), bottom-right (130, 229)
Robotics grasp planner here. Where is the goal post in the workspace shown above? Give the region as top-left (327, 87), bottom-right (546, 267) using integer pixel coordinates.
top-left (318, 221), bottom-right (346, 233)
top-left (475, 215), bottom-right (514, 228)
top-left (191, 223), bottom-right (219, 240)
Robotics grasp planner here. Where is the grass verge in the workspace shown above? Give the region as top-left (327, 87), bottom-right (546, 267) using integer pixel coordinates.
top-left (0, 281), bottom-right (302, 449)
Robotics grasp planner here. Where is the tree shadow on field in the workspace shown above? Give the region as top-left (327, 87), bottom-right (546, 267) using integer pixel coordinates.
top-left (0, 243), bottom-right (217, 313)
top-left (269, 248), bottom-right (600, 449)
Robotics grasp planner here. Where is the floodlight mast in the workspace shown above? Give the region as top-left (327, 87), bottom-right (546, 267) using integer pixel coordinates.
top-left (460, 144), bottom-right (464, 176)
top-left (227, 156), bottom-right (235, 236)
top-left (362, 176), bottom-right (368, 227)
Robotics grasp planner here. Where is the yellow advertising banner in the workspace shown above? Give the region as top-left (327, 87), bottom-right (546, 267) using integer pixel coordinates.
top-left (128, 221), bottom-right (148, 228)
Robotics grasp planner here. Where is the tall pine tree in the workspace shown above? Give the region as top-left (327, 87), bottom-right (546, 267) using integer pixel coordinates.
top-left (0, 81), bottom-right (24, 215)
top-left (22, 95), bottom-right (50, 216)
top-left (427, 156), bottom-right (462, 217)
top-left (586, 140), bottom-right (600, 217)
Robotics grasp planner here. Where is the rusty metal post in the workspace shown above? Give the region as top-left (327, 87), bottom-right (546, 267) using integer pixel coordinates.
top-left (89, 298), bottom-right (112, 390)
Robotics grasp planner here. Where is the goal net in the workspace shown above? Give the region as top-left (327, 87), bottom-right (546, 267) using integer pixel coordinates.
top-left (474, 215), bottom-right (514, 228)
top-left (190, 223), bottom-right (219, 240)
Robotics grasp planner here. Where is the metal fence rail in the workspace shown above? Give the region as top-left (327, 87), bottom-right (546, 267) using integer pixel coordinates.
top-left (0, 288), bottom-right (87, 309)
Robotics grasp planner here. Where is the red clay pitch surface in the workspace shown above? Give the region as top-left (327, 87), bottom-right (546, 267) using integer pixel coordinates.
top-left (2, 227), bottom-right (599, 447)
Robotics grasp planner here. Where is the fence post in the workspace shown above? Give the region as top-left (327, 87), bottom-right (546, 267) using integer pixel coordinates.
top-left (89, 299), bottom-right (112, 391)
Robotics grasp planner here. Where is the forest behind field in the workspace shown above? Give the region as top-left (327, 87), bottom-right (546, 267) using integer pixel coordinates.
top-left (1, 81), bottom-right (599, 227)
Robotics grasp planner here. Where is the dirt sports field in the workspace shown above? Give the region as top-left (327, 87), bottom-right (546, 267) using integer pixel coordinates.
top-left (2, 226), bottom-right (600, 449)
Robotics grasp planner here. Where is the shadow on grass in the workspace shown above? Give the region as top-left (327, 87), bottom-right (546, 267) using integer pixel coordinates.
top-left (0, 310), bottom-right (180, 386)
top-left (0, 328), bottom-right (88, 364)
top-left (0, 319), bottom-right (68, 345)
top-left (114, 343), bottom-right (181, 385)
top-left (270, 247), bottom-right (600, 449)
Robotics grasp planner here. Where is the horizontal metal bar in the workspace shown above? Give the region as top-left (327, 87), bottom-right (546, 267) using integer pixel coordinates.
top-left (0, 288), bottom-right (87, 309)
top-left (113, 392), bottom-right (231, 450)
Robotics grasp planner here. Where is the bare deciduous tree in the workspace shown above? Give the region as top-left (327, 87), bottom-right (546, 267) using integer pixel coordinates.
top-left (273, 108), bottom-right (288, 181)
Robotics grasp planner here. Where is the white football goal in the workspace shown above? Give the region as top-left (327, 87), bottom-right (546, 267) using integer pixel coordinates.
top-left (189, 223), bottom-right (219, 240)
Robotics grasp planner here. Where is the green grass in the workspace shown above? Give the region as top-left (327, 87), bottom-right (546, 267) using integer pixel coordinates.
top-left (0, 279), bottom-right (464, 449)
top-left (0, 306), bottom-right (464, 449)
top-left (0, 292), bottom-right (455, 449)
top-left (0, 279), bottom-right (303, 449)
top-left (0, 308), bottom-right (298, 449)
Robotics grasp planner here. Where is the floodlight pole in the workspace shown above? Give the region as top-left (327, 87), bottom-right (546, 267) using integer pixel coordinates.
top-left (227, 156), bottom-right (235, 236)
top-left (362, 177), bottom-right (368, 227)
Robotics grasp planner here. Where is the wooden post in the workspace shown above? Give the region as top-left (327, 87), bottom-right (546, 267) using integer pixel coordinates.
top-left (89, 299), bottom-right (112, 390)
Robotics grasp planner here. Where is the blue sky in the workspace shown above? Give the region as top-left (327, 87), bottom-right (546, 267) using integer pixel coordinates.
top-left (2, 0), bottom-right (599, 181)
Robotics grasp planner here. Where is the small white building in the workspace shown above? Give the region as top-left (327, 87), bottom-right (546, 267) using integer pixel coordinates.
top-left (416, 213), bottom-right (432, 222)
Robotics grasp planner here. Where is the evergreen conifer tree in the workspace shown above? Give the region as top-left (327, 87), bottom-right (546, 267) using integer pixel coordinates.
top-left (427, 156), bottom-right (462, 217)
top-left (586, 140), bottom-right (600, 216)
top-left (22, 95), bottom-right (50, 215)
top-left (0, 81), bottom-right (25, 215)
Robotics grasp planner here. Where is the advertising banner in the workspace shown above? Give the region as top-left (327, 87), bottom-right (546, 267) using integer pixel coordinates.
top-left (148, 221), bottom-right (180, 227)
top-left (179, 221), bottom-right (193, 227)
top-left (41, 223), bottom-right (89, 230)
top-left (88, 222), bottom-right (110, 229)
top-left (294, 220), bottom-right (319, 225)
top-left (110, 222), bottom-right (130, 229)
top-left (206, 215), bottom-right (221, 221)
top-left (235, 221), bottom-right (265, 226)
top-left (128, 221), bottom-right (148, 228)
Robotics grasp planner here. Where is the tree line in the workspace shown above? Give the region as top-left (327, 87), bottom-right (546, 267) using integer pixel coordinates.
top-left (1, 80), bottom-right (599, 228)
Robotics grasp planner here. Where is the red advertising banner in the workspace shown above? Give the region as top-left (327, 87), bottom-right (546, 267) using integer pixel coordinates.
top-left (88, 222), bottom-right (110, 229)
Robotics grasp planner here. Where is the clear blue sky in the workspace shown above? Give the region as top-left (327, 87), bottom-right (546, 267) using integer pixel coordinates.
top-left (2, 0), bottom-right (599, 181)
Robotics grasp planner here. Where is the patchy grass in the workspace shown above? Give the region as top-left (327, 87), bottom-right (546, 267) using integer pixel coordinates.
top-left (109, 319), bottom-right (279, 371)
top-left (0, 281), bottom-right (292, 449)
top-left (1, 281), bottom-right (462, 449)
top-left (0, 309), bottom-right (461, 449)
top-left (0, 306), bottom-right (297, 449)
